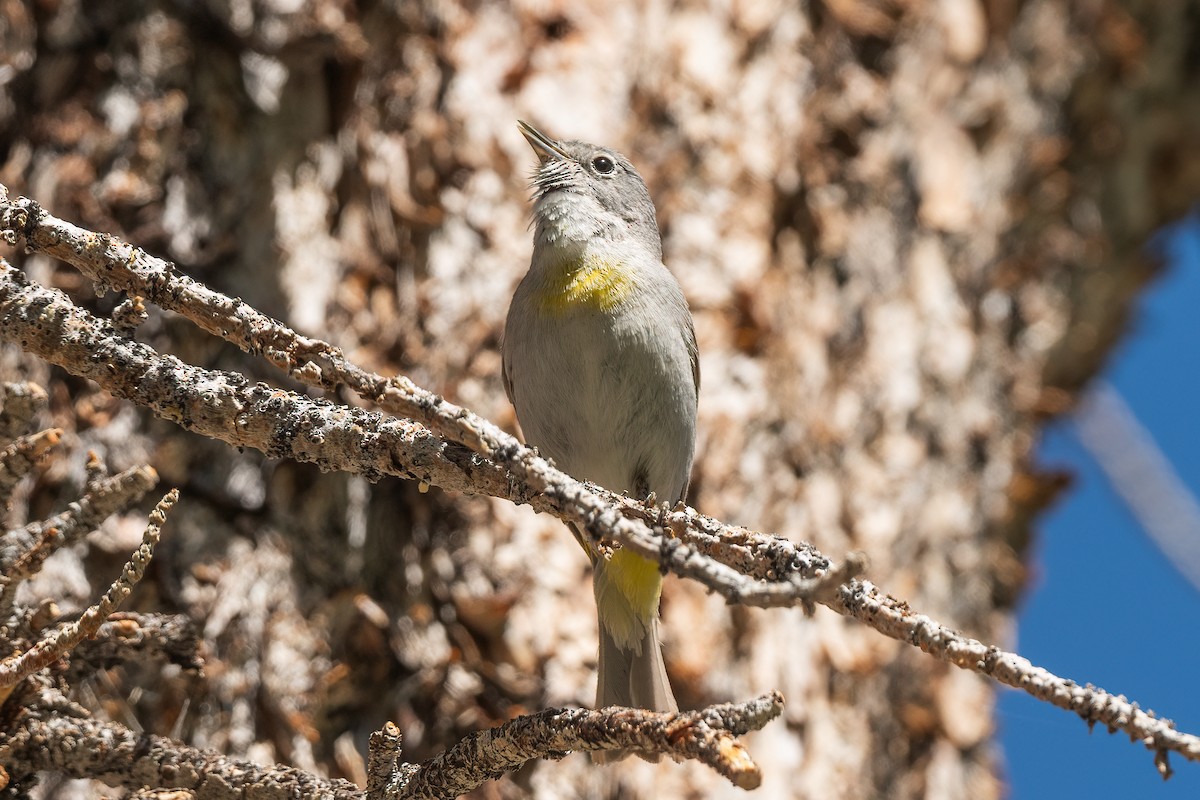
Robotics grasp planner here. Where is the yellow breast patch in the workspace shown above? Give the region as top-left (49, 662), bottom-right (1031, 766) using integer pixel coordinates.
top-left (537, 257), bottom-right (635, 315)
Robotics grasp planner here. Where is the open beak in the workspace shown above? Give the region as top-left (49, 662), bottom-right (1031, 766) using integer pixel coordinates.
top-left (518, 120), bottom-right (570, 162)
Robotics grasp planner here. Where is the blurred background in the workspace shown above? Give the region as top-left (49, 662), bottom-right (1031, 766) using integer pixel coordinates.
top-left (1002, 217), bottom-right (1200, 798)
top-left (1, 1), bottom-right (1199, 798)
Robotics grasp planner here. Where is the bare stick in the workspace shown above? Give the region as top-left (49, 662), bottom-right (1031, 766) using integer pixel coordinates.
top-left (0, 526), bottom-right (60, 624)
top-left (1, 686), bottom-right (778, 796)
top-left (0, 195), bottom-right (503, 455)
top-left (0, 464), bottom-right (159, 624)
top-left (0, 489), bottom-right (178, 688)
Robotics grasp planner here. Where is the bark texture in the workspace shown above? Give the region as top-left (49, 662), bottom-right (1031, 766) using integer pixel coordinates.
top-left (1, 1), bottom-right (1198, 798)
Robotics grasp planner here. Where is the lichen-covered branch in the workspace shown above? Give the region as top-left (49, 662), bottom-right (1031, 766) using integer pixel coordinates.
top-left (1, 464), bottom-right (159, 572)
top-left (1, 688), bottom-right (779, 797)
top-left (367, 722), bottom-right (407, 800)
top-left (0, 258), bottom-right (474, 482)
top-left (4, 196), bottom-right (1200, 778)
top-left (831, 580), bottom-right (1199, 778)
top-left (0, 489), bottom-right (178, 689)
top-left (0, 428), bottom-right (60, 501)
top-left (0, 256), bottom-right (857, 611)
top-left (393, 692), bottom-right (784, 798)
top-left (0, 195), bottom-right (506, 457)
top-left (0, 464), bottom-right (160, 623)
top-left (0, 687), bottom-right (363, 799)
top-left (0, 525), bottom-right (59, 624)
top-left (0, 197), bottom-right (864, 607)
top-left (66, 612), bottom-right (203, 680)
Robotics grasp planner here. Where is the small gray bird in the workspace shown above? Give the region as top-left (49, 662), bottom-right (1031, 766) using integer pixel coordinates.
top-left (502, 121), bottom-right (698, 749)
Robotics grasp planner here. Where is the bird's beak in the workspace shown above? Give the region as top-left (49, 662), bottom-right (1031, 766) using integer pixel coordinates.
top-left (518, 120), bottom-right (570, 163)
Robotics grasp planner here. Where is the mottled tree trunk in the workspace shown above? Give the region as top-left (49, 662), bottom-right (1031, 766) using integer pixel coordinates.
top-left (1, 0), bottom-right (1197, 798)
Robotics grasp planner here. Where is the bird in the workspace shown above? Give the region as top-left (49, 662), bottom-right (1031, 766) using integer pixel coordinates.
top-left (502, 121), bottom-right (699, 754)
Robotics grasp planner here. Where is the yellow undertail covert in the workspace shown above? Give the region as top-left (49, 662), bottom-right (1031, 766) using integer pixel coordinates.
top-left (607, 547), bottom-right (664, 623)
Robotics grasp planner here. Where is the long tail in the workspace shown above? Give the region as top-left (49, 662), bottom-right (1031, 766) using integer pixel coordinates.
top-left (591, 549), bottom-right (677, 763)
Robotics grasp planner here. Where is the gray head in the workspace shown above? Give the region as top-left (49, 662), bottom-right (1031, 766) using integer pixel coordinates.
top-left (518, 120), bottom-right (661, 258)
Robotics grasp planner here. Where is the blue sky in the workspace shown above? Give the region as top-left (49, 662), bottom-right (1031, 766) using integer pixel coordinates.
top-left (1000, 215), bottom-right (1200, 795)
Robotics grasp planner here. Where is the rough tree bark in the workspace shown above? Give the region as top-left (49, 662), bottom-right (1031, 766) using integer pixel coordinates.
top-left (0, 1), bottom-right (1198, 799)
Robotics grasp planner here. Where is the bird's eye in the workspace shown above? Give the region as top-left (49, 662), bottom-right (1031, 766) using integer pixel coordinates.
top-left (592, 155), bottom-right (615, 174)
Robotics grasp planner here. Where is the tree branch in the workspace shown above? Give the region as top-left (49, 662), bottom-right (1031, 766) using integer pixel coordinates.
top-left (2, 465), bottom-right (159, 560)
top-left (0, 194), bottom-right (858, 609)
top-left (367, 722), bottom-right (407, 800)
top-left (1, 688), bottom-right (780, 798)
top-left (0, 489), bottom-right (178, 689)
top-left (832, 581), bottom-right (1198, 778)
top-left (1, 687), bottom-right (363, 799)
top-left (65, 612), bottom-right (203, 680)
top-left (0, 464), bottom-right (160, 621)
top-left (0, 255), bottom-right (854, 610)
top-left (4, 191), bottom-right (1200, 779)
top-left (389, 692), bottom-right (783, 797)
top-left (0, 428), bottom-right (60, 502)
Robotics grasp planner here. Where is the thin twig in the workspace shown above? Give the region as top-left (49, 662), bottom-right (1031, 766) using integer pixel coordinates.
top-left (1, 686), bottom-right (778, 796)
top-left (0, 428), bottom-right (60, 502)
top-left (0, 526), bottom-right (59, 622)
top-left (0, 464), bottom-right (159, 621)
top-left (0, 489), bottom-right (178, 688)
top-left (2, 464), bottom-right (159, 562)
top-left (831, 580), bottom-right (1199, 777)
